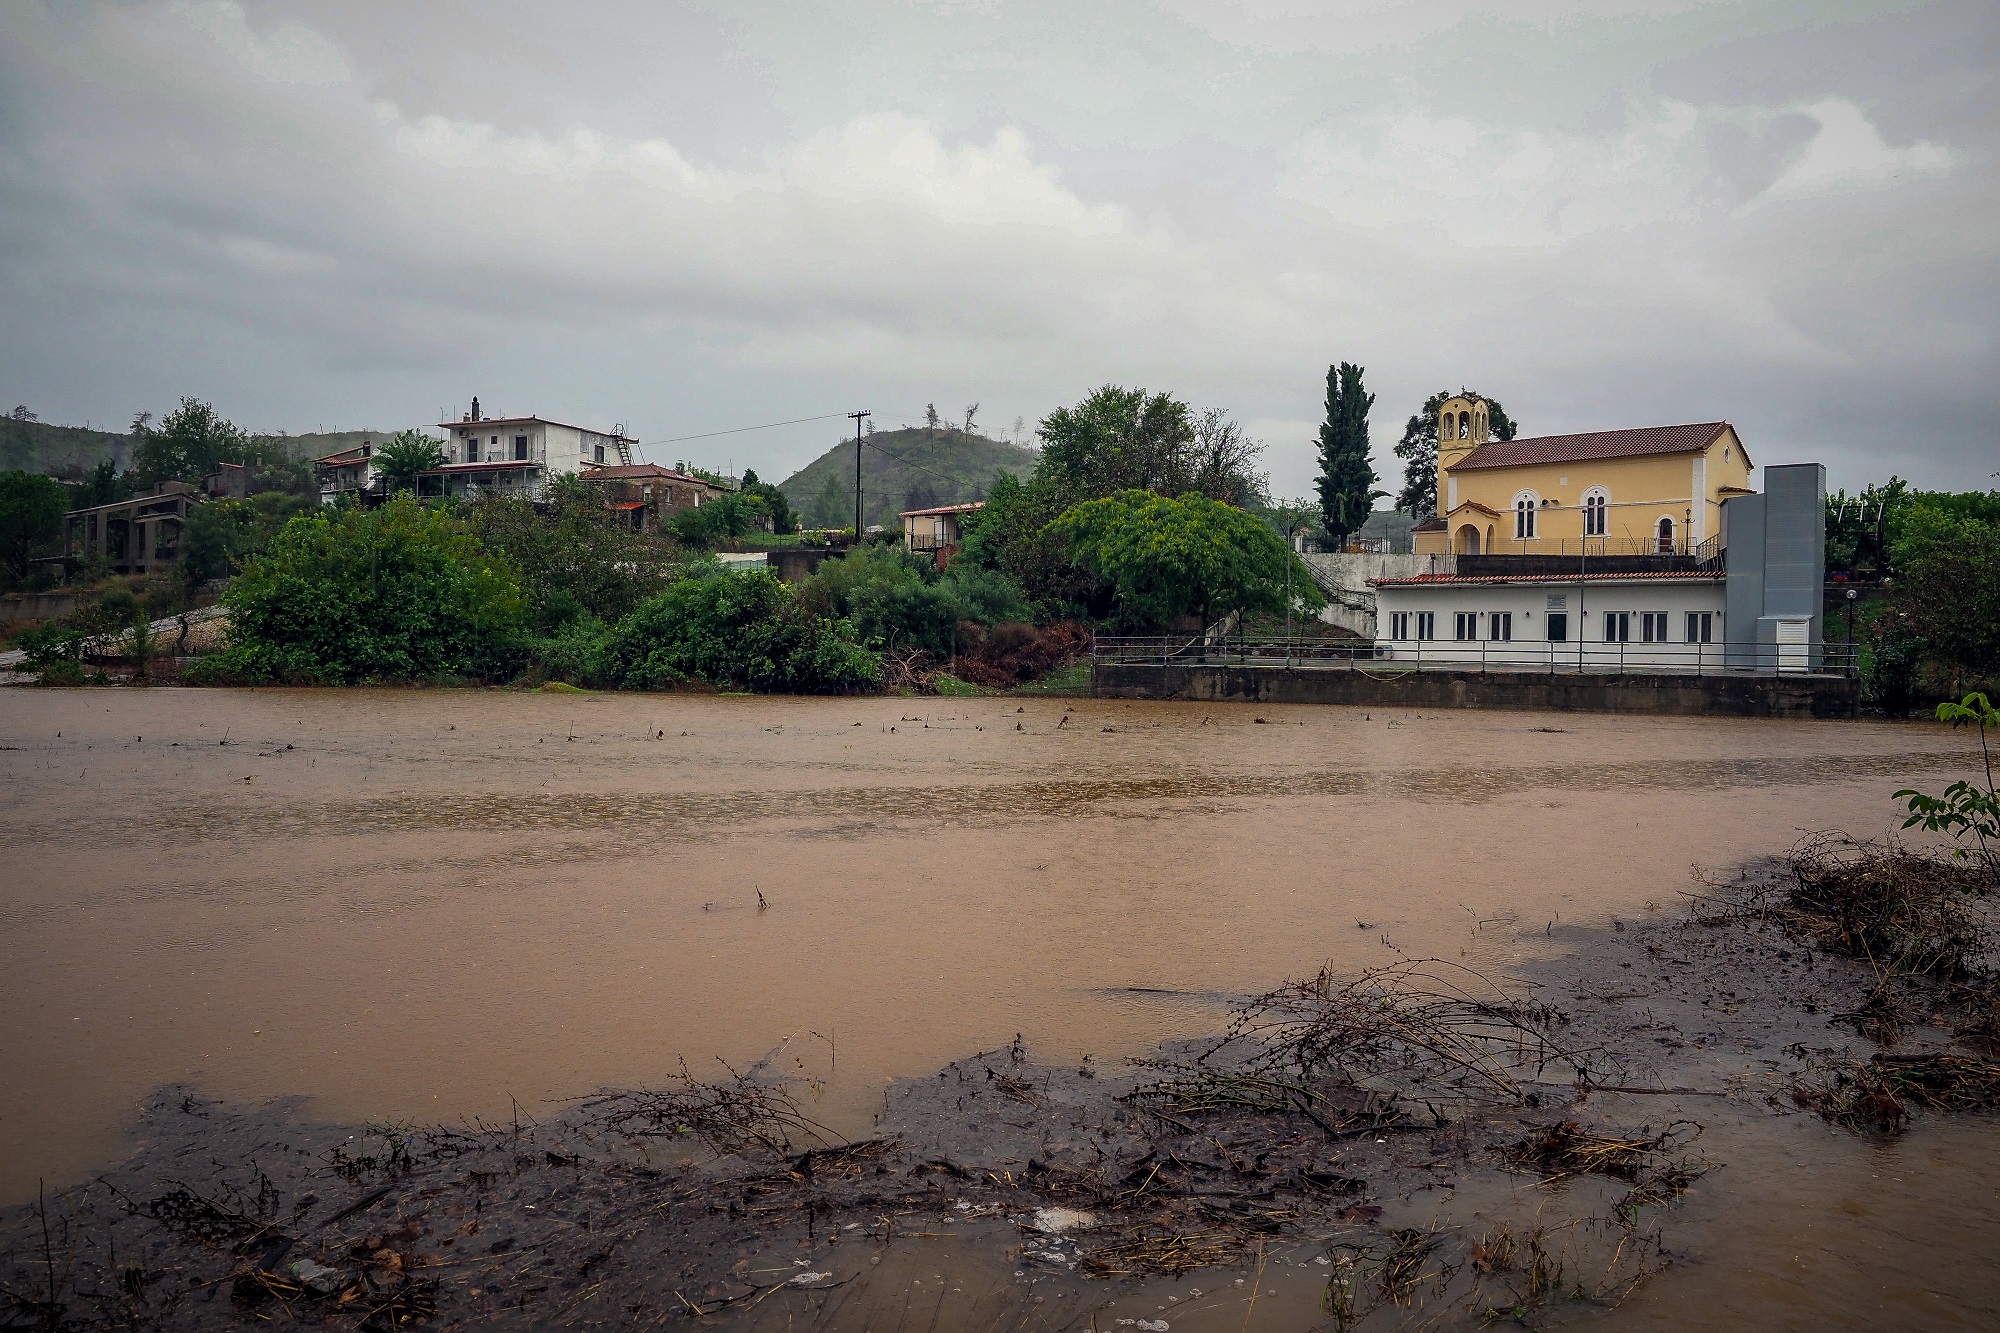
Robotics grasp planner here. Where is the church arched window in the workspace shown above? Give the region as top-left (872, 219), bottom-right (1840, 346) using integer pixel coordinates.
top-left (1656, 516), bottom-right (1676, 553)
top-left (1514, 491), bottom-right (1538, 541)
top-left (1582, 488), bottom-right (1609, 538)
top-left (1458, 412), bottom-right (1471, 439)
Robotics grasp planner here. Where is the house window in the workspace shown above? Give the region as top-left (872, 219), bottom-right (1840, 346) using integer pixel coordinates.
top-left (1390, 611), bottom-right (1411, 640)
top-left (1641, 612), bottom-right (1669, 643)
top-left (1604, 611), bottom-right (1631, 643)
top-left (1514, 493), bottom-right (1538, 540)
top-left (1454, 612), bottom-right (1477, 641)
top-left (1582, 489), bottom-right (1608, 537)
top-left (594, 443), bottom-right (606, 464)
top-left (1489, 612), bottom-right (1512, 641)
top-left (1546, 612), bottom-right (1568, 642)
top-left (1656, 516), bottom-right (1675, 552)
top-left (514, 435), bottom-right (528, 461)
top-left (1416, 611), bottom-right (1435, 641)
top-left (1687, 611), bottom-right (1713, 643)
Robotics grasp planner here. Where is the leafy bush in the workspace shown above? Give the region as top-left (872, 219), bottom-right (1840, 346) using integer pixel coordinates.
top-left (667, 493), bottom-right (766, 549)
top-left (801, 545), bottom-right (1031, 658)
top-left (1896, 692), bottom-right (2000, 875)
top-left (472, 478), bottom-right (677, 626)
top-left (194, 495), bottom-right (525, 683)
top-left (597, 569), bottom-right (877, 694)
top-left (16, 620), bottom-right (86, 682)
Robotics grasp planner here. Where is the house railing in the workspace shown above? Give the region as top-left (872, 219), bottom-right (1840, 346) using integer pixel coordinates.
top-left (1452, 534), bottom-right (1721, 558)
top-left (1091, 636), bottom-right (1858, 678)
top-left (907, 533), bottom-right (956, 552)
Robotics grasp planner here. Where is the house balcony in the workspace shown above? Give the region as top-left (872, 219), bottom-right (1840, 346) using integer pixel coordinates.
top-left (907, 532), bottom-right (959, 552)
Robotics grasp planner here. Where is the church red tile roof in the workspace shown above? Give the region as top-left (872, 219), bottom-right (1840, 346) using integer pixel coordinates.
top-left (1451, 422), bottom-right (1731, 470)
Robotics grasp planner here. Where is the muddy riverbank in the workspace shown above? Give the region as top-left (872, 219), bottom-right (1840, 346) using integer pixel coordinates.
top-left (4, 845), bottom-right (1996, 1330)
top-left (2, 689), bottom-right (1995, 1328)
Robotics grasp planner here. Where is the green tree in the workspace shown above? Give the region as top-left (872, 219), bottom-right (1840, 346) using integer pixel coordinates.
top-left (178, 499), bottom-right (257, 585)
top-left (132, 398), bottom-right (250, 486)
top-left (1049, 490), bottom-right (1324, 632)
top-left (67, 458), bottom-right (133, 509)
top-left (1037, 385), bottom-right (1195, 506)
top-left (1890, 502), bottom-right (2000, 686)
top-left (196, 494), bottom-right (525, 683)
top-left (739, 469), bottom-right (798, 534)
top-left (1391, 389), bottom-right (1517, 517)
top-left (668, 492), bottom-right (765, 548)
top-left (1314, 362), bottom-right (1383, 545)
top-left (375, 429), bottom-right (447, 493)
top-left (471, 475), bottom-right (676, 627)
top-left (596, 569), bottom-right (878, 693)
top-left (807, 473), bottom-right (849, 529)
top-left (0, 470), bottom-right (68, 581)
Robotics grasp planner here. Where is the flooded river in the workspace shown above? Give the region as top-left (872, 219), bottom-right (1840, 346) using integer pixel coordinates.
top-left (1, 688), bottom-right (1994, 1327)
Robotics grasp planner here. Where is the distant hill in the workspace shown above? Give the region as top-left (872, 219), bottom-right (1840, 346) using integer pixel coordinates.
top-left (779, 427), bottom-right (1037, 530)
top-left (0, 418), bottom-right (397, 479)
top-left (0, 418), bottom-right (132, 477)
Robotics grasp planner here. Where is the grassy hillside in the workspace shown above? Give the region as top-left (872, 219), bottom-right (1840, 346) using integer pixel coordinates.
top-left (0, 418), bottom-right (132, 477)
top-left (779, 427), bottom-right (1037, 530)
top-left (0, 419), bottom-right (396, 478)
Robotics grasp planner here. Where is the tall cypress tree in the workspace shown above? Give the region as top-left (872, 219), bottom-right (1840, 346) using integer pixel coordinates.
top-left (1314, 362), bottom-right (1381, 546)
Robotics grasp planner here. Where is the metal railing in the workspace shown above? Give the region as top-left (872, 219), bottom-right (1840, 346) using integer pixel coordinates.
top-left (1446, 534), bottom-right (1722, 560)
top-left (1091, 635), bottom-right (1858, 678)
top-left (906, 533), bottom-right (957, 552)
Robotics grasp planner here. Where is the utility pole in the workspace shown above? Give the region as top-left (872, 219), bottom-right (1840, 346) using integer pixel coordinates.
top-left (847, 410), bottom-right (871, 540)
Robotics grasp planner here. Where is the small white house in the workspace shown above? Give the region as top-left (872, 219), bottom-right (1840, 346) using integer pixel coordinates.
top-left (1371, 571), bottom-right (1729, 671)
top-left (426, 397), bottom-right (638, 501)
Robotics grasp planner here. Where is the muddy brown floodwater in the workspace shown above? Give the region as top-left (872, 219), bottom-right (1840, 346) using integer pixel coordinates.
top-left (2, 687), bottom-right (1995, 1329)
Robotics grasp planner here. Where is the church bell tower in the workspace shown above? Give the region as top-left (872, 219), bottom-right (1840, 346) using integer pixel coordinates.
top-left (1434, 394), bottom-right (1489, 518)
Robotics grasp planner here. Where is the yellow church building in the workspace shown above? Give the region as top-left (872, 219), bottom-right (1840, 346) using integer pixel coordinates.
top-left (1412, 395), bottom-right (1755, 558)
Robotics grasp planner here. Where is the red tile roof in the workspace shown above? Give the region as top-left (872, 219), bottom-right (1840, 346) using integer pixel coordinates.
top-left (581, 463), bottom-right (714, 484)
top-left (899, 501), bottom-right (984, 518)
top-left (1451, 422), bottom-right (1730, 470)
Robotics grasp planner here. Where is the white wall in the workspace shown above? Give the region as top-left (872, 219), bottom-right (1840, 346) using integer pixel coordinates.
top-left (1372, 577), bottom-right (1728, 669)
top-left (1303, 552), bottom-right (1429, 637)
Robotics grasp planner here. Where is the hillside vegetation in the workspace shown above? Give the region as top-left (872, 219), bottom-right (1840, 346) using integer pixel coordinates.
top-left (1, 417), bottom-right (393, 479)
top-left (778, 427), bottom-right (1036, 530)
top-left (0, 418), bottom-right (133, 477)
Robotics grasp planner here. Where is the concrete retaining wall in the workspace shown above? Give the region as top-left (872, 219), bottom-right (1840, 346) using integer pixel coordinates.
top-left (1302, 552), bottom-right (1429, 637)
top-left (1093, 662), bottom-right (1858, 719)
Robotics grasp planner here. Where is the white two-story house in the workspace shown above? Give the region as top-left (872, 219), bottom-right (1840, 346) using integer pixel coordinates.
top-left (426, 397), bottom-right (638, 500)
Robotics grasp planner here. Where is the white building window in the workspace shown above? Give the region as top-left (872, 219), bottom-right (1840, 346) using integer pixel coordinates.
top-left (1582, 488), bottom-right (1609, 537)
top-left (1604, 611), bottom-right (1631, 643)
top-left (1641, 612), bottom-right (1669, 643)
top-left (1390, 611), bottom-right (1411, 640)
top-left (1546, 611), bottom-right (1568, 642)
top-left (1514, 492), bottom-right (1538, 540)
top-left (1416, 611), bottom-right (1435, 641)
top-left (1687, 611), bottom-right (1713, 644)
top-left (1489, 612), bottom-right (1512, 641)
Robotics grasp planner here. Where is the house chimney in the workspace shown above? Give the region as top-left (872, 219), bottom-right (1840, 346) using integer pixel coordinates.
top-left (471, 395), bottom-right (482, 422)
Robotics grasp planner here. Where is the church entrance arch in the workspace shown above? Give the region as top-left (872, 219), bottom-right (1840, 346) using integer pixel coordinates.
top-left (1454, 524), bottom-right (1481, 554)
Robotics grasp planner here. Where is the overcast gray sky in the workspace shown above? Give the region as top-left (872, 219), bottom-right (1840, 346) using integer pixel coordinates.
top-left (2, 0), bottom-right (1994, 496)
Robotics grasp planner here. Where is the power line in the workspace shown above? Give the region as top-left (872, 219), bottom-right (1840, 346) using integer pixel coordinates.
top-left (642, 412), bottom-right (851, 448)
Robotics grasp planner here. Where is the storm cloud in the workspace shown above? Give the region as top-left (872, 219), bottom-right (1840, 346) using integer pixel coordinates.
top-left (1, 0), bottom-right (1993, 493)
